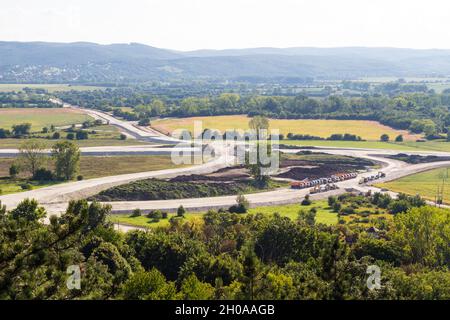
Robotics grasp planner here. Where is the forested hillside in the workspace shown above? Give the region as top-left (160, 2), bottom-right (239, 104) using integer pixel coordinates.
top-left (2, 42), bottom-right (450, 82)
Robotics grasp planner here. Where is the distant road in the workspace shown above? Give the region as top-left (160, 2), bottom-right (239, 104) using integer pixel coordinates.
top-left (0, 145), bottom-right (200, 157)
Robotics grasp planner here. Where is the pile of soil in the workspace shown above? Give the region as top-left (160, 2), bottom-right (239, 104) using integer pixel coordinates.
top-left (276, 154), bottom-right (374, 181)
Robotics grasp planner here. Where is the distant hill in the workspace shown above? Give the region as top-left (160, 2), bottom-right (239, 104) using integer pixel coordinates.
top-left (1, 41), bottom-right (450, 83)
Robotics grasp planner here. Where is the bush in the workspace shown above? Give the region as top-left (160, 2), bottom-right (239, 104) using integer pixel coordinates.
top-left (0, 128), bottom-right (11, 139)
top-left (395, 134), bottom-right (403, 142)
top-left (32, 168), bottom-right (54, 181)
top-left (177, 205), bottom-right (186, 217)
top-left (77, 175), bottom-right (84, 181)
top-left (161, 211), bottom-right (168, 219)
top-left (301, 194), bottom-right (312, 206)
top-left (332, 202), bottom-right (342, 212)
top-left (20, 183), bottom-right (33, 190)
top-left (66, 133), bottom-right (75, 140)
top-left (138, 118), bottom-right (151, 126)
top-left (380, 134), bottom-right (389, 142)
top-left (328, 196), bottom-right (337, 207)
top-left (131, 209), bottom-right (142, 217)
top-left (147, 210), bottom-right (163, 220)
top-left (9, 164), bottom-right (20, 178)
top-left (120, 134), bottom-right (127, 140)
top-left (339, 206), bottom-right (355, 215)
top-left (52, 132), bottom-right (61, 139)
top-left (229, 194), bottom-right (250, 213)
top-left (76, 131), bottom-right (89, 140)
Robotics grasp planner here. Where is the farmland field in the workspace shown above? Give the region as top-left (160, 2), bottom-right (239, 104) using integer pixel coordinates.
top-left (0, 124), bottom-right (151, 148)
top-left (376, 166), bottom-right (450, 204)
top-left (0, 108), bottom-right (92, 130)
top-left (151, 115), bottom-right (420, 141)
top-left (109, 201), bottom-right (339, 229)
top-left (0, 83), bottom-right (105, 92)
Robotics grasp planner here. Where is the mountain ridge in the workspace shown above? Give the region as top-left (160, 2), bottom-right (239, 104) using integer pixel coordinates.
top-left (1, 41), bottom-right (450, 82)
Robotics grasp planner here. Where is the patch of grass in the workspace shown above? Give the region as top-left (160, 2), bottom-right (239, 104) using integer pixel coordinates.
top-left (152, 115), bottom-right (420, 141)
top-left (109, 200), bottom-right (339, 229)
top-left (376, 166), bottom-right (450, 204)
top-left (0, 155), bottom-right (186, 195)
top-left (0, 178), bottom-right (58, 195)
top-left (79, 155), bottom-right (186, 179)
top-left (0, 108), bottom-right (92, 130)
top-left (247, 201), bottom-right (338, 225)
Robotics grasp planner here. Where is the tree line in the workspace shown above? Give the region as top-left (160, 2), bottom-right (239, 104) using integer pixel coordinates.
top-left (0, 191), bottom-right (448, 300)
top-left (55, 89), bottom-right (450, 137)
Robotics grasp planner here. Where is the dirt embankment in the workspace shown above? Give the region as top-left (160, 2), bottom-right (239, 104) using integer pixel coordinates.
top-left (276, 154), bottom-right (374, 181)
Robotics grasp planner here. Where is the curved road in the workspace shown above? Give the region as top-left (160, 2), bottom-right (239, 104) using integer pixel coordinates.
top-left (2, 103), bottom-right (450, 218)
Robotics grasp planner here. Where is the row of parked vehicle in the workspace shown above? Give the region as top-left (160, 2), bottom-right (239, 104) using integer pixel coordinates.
top-left (309, 183), bottom-right (339, 194)
top-left (290, 172), bottom-right (358, 189)
top-left (359, 171), bottom-right (386, 184)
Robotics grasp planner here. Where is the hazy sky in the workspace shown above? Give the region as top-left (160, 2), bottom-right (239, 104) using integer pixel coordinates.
top-left (1, 0), bottom-right (450, 51)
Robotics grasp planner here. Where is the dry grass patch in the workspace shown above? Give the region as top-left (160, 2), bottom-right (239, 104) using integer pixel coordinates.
top-left (152, 115), bottom-right (420, 141)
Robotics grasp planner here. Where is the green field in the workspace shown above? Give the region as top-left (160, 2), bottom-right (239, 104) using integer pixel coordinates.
top-left (376, 167), bottom-right (450, 204)
top-left (0, 108), bottom-right (92, 130)
top-left (109, 201), bottom-right (338, 229)
top-left (0, 155), bottom-right (184, 195)
top-left (0, 84), bottom-right (105, 92)
top-left (152, 115), bottom-right (420, 141)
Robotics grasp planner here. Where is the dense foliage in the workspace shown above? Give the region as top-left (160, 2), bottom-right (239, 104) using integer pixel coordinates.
top-left (55, 89), bottom-right (450, 135)
top-left (1, 196), bottom-right (449, 300)
top-left (89, 178), bottom-right (267, 202)
top-left (0, 91), bottom-right (59, 108)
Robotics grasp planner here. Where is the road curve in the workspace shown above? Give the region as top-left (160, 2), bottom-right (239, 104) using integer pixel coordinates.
top-left (3, 102), bottom-right (450, 216)
top-left (93, 152), bottom-right (450, 214)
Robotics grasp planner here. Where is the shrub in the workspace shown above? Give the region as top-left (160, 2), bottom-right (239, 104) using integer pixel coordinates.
top-left (395, 134), bottom-right (403, 142)
top-left (229, 194), bottom-right (249, 213)
top-left (131, 209), bottom-right (142, 217)
top-left (120, 134), bottom-right (127, 140)
top-left (76, 131), bottom-right (89, 140)
top-left (138, 118), bottom-right (150, 126)
top-left (332, 202), bottom-right (342, 212)
top-left (161, 212), bottom-right (168, 219)
top-left (147, 210), bottom-right (163, 220)
top-left (52, 132), bottom-right (61, 139)
top-left (20, 183), bottom-right (33, 190)
top-left (32, 168), bottom-right (54, 181)
top-left (339, 206), bottom-right (355, 215)
top-left (380, 134), bottom-right (389, 142)
top-left (9, 164), bottom-right (20, 178)
top-left (301, 194), bottom-right (312, 206)
top-left (66, 133), bottom-right (75, 140)
top-left (77, 175), bottom-right (84, 181)
top-left (177, 205), bottom-right (186, 217)
top-left (0, 128), bottom-right (11, 139)
top-left (328, 196), bottom-right (337, 207)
